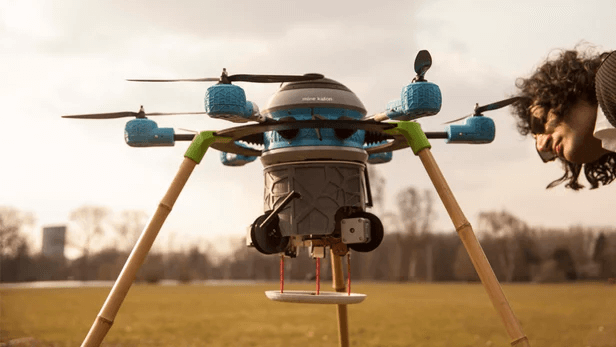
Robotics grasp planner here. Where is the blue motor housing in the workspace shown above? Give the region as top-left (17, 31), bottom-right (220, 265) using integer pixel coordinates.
top-left (398, 81), bottom-right (442, 120)
top-left (220, 142), bottom-right (258, 166)
top-left (204, 84), bottom-right (255, 123)
top-left (365, 141), bottom-right (393, 164)
top-left (385, 81), bottom-right (442, 120)
top-left (446, 116), bottom-right (495, 144)
top-left (124, 119), bottom-right (174, 147)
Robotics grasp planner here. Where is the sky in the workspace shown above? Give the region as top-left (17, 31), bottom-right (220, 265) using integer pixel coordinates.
top-left (1, 0), bottom-right (615, 257)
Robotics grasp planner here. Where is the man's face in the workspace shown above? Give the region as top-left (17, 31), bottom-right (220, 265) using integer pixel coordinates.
top-left (531, 100), bottom-right (607, 164)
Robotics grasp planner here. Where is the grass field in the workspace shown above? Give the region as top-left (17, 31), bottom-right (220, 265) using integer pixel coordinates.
top-left (1, 282), bottom-right (615, 347)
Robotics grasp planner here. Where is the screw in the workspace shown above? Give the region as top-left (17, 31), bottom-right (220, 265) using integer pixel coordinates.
top-left (350, 228), bottom-right (355, 233)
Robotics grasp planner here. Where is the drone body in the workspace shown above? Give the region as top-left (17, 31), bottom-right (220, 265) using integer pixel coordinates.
top-left (71, 56), bottom-right (502, 259)
top-left (241, 75), bottom-right (443, 258)
top-left (118, 68), bottom-right (446, 258)
top-left (253, 78), bottom-right (375, 257)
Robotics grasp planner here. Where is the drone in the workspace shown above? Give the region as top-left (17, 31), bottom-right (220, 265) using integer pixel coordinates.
top-left (64, 51), bottom-right (530, 347)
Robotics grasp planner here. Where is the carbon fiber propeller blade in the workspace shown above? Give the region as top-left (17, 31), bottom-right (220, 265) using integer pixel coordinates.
top-left (475, 97), bottom-right (522, 114)
top-left (128, 69), bottom-right (323, 84)
top-left (228, 73), bottom-right (323, 83)
top-left (443, 97), bottom-right (523, 124)
top-left (63, 111), bottom-right (139, 119)
top-left (63, 106), bottom-right (206, 119)
top-left (126, 78), bottom-right (220, 82)
top-left (443, 113), bottom-right (473, 124)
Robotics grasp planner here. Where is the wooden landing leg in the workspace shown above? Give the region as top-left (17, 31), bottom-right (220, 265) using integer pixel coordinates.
top-left (80, 131), bottom-right (228, 347)
top-left (331, 249), bottom-right (350, 347)
top-left (81, 157), bottom-right (197, 347)
top-left (417, 148), bottom-right (530, 347)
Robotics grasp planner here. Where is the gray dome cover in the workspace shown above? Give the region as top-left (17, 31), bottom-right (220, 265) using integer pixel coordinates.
top-left (262, 78), bottom-right (367, 116)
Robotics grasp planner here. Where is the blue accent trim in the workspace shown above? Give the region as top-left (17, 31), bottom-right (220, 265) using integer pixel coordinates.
top-left (124, 119), bottom-right (174, 147)
top-left (446, 116), bottom-right (495, 144)
top-left (220, 142), bottom-right (258, 166)
top-left (263, 107), bottom-right (366, 150)
top-left (367, 152), bottom-right (393, 164)
top-left (384, 99), bottom-right (405, 119)
top-left (365, 140), bottom-right (393, 164)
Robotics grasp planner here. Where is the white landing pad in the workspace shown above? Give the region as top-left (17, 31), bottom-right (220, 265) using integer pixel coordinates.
top-left (265, 290), bottom-right (366, 305)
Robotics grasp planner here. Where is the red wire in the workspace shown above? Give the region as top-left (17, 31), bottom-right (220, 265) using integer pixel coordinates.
top-left (316, 257), bottom-right (321, 295)
top-left (280, 254), bottom-right (284, 293)
top-left (347, 253), bottom-right (351, 296)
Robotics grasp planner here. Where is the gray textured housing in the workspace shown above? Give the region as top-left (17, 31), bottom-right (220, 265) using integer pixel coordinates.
top-left (263, 161), bottom-right (367, 236)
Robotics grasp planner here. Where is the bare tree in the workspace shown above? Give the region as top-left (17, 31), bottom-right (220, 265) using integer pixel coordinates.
top-left (186, 245), bottom-right (211, 280)
top-left (0, 207), bottom-right (35, 282)
top-left (395, 187), bottom-right (435, 281)
top-left (453, 243), bottom-right (480, 281)
top-left (0, 206), bottom-right (34, 257)
top-left (68, 205), bottom-right (110, 280)
top-left (478, 211), bottom-right (534, 282)
top-left (114, 209), bottom-right (149, 251)
top-left (593, 232), bottom-right (614, 279)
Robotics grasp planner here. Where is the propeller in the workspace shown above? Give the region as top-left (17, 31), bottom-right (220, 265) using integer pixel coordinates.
top-left (443, 96), bottom-right (523, 124)
top-left (127, 68), bottom-right (324, 84)
top-left (413, 50), bottom-right (432, 82)
top-left (62, 105), bottom-right (207, 119)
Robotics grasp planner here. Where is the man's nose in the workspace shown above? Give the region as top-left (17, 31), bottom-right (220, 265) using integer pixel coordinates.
top-left (535, 134), bottom-right (552, 152)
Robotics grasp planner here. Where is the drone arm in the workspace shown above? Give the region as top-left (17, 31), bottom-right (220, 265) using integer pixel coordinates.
top-left (365, 109), bottom-right (403, 122)
top-left (174, 133), bottom-right (195, 141)
top-left (184, 131), bottom-right (233, 163)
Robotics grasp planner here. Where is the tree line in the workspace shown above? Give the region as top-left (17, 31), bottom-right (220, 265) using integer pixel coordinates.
top-left (2, 169), bottom-right (616, 284)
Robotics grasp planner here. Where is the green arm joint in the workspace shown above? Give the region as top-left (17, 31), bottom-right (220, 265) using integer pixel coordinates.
top-left (184, 131), bottom-right (232, 164)
top-left (384, 121), bottom-right (431, 155)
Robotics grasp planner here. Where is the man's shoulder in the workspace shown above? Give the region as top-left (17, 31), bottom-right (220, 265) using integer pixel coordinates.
top-left (596, 51), bottom-right (616, 128)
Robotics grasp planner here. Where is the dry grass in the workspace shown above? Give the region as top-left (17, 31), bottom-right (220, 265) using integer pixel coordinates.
top-left (1, 282), bottom-right (615, 346)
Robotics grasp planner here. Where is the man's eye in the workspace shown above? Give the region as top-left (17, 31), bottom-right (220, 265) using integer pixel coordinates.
top-left (530, 117), bottom-right (545, 134)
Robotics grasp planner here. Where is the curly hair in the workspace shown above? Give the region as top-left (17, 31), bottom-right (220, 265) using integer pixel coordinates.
top-left (511, 48), bottom-right (616, 190)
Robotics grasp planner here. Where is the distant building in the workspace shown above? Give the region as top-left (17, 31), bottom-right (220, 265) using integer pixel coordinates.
top-left (42, 225), bottom-right (66, 259)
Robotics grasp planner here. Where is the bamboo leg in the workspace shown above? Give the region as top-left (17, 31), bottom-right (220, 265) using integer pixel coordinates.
top-left (330, 250), bottom-right (350, 347)
top-left (80, 157), bottom-right (198, 347)
top-left (417, 148), bottom-right (530, 347)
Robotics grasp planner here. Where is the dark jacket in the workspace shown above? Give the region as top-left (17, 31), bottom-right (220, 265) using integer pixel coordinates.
top-left (596, 51), bottom-right (616, 127)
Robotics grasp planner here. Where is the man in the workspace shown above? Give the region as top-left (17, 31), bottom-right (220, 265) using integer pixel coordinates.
top-left (510, 48), bottom-right (616, 189)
